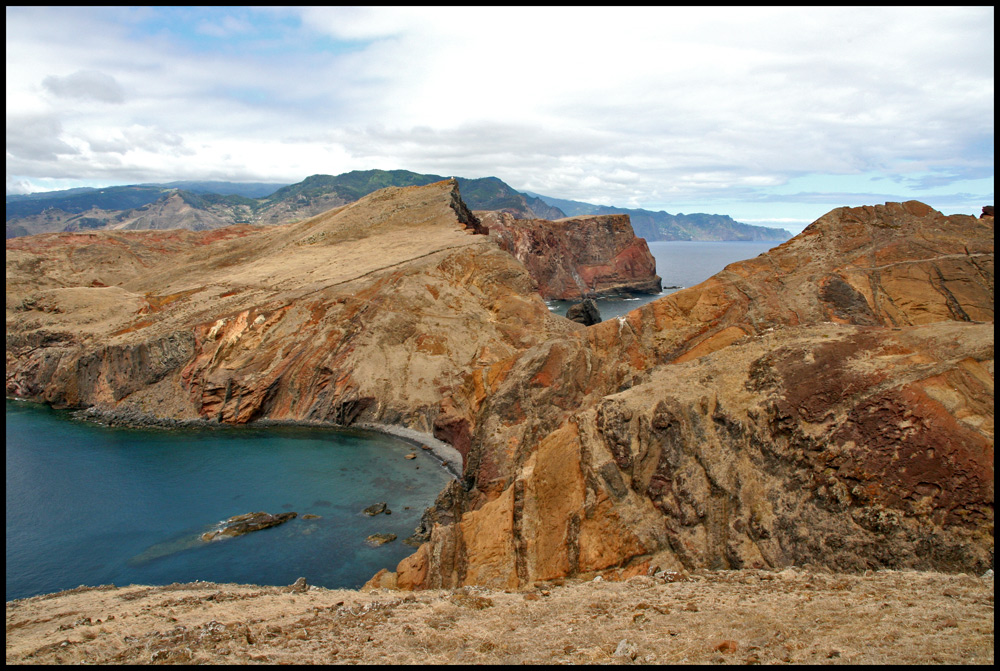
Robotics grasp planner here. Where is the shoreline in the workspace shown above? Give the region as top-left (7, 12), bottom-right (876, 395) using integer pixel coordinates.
top-left (8, 400), bottom-right (464, 481)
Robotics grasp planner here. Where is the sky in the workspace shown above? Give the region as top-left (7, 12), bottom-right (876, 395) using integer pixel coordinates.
top-left (5, 6), bottom-right (994, 234)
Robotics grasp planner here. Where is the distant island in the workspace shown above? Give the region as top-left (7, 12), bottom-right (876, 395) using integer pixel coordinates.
top-left (5, 169), bottom-right (791, 242)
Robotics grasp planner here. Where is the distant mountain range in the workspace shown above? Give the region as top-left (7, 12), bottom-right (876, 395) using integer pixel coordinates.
top-left (527, 192), bottom-right (792, 242)
top-left (5, 170), bottom-right (791, 241)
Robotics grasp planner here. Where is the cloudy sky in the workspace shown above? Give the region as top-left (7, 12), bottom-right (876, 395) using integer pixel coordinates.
top-left (6, 6), bottom-right (994, 233)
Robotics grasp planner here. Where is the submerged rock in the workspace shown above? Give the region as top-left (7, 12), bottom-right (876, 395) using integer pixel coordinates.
top-left (363, 502), bottom-right (388, 516)
top-left (201, 511), bottom-right (298, 541)
top-left (366, 533), bottom-right (397, 546)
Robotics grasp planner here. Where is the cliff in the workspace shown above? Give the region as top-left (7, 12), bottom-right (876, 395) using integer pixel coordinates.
top-left (479, 210), bottom-right (662, 300)
top-left (5, 180), bottom-right (579, 433)
top-left (379, 201), bottom-right (994, 589)
top-left (5, 194), bottom-right (994, 593)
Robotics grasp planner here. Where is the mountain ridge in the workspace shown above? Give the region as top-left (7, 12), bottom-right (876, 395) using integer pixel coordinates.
top-left (7, 170), bottom-right (790, 241)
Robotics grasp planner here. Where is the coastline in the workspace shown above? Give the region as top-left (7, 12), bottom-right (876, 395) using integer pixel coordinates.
top-left (50, 403), bottom-right (464, 480)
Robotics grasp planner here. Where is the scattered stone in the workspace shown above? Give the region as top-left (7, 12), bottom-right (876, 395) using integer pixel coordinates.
top-left (405, 453), bottom-right (417, 460)
top-left (449, 593), bottom-right (494, 609)
top-left (713, 640), bottom-right (738, 654)
top-left (291, 577), bottom-right (308, 592)
top-left (363, 502), bottom-right (388, 516)
top-left (613, 639), bottom-right (638, 660)
top-left (366, 533), bottom-right (397, 546)
top-left (421, 444), bottom-right (432, 450)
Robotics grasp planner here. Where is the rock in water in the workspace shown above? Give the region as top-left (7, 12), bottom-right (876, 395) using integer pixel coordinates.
top-left (566, 298), bottom-right (602, 326)
top-left (366, 533), bottom-right (397, 546)
top-left (363, 502), bottom-right (388, 516)
top-left (202, 511), bottom-right (298, 541)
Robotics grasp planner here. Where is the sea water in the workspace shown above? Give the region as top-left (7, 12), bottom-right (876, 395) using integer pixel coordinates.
top-left (5, 399), bottom-right (451, 601)
top-left (547, 240), bottom-right (781, 321)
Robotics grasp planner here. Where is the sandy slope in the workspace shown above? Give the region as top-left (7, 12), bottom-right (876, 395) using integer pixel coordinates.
top-left (6, 568), bottom-right (992, 665)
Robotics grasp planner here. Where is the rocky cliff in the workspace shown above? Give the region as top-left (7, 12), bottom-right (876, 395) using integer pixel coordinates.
top-left (5, 180), bottom-right (579, 433)
top-left (6, 194), bottom-right (994, 592)
top-left (372, 201), bottom-right (994, 590)
top-left (479, 210), bottom-right (662, 300)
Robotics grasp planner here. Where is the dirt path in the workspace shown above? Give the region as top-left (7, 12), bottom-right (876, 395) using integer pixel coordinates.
top-left (6, 568), bottom-right (993, 665)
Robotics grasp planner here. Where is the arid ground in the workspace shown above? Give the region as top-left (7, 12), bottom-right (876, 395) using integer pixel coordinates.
top-left (6, 568), bottom-right (993, 665)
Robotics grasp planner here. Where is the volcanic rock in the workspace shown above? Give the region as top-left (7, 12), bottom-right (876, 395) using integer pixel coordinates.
top-left (395, 201), bottom-right (994, 589)
top-left (5, 180), bottom-right (579, 431)
top-left (363, 503), bottom-right (388, 516)
top-left (566, 298), bottom-right (602, 326)
top-left (202, 511), bottom-right (298, 541)
top-left (480, 211), bottom-right (662, 300)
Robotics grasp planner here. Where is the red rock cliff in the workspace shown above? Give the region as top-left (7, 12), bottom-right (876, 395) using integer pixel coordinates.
top-left (480, 211), bottom-right (662, 300)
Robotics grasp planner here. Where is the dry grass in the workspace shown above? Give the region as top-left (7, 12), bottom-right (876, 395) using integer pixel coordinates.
top-left (6, 568), bottom-right (992, 665)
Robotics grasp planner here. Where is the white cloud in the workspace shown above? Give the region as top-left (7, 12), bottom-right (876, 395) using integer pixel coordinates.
top-left (42, 70), bottom-right (125, 104)
top-left (4, 6), bottom-right (993, 223)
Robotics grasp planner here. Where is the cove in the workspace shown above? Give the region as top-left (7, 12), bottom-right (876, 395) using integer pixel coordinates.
top-left (5, 399), bottom-right (451, 601)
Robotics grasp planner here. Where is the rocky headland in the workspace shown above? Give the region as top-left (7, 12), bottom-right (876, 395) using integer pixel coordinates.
top-left (5, 186), bottom-right (995, 645)
top-left (478, 210), bottom-right (662, 299)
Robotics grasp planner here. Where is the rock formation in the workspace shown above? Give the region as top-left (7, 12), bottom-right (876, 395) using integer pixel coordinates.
top-left (5, 190), bottom-right (994, 592)
top-left (480, 210), bottom-right (662, 300)
top-left (201, 511), bottom-right (298, 541)
top-left (566, 298), bottom-right (602, 326)
top-left (387, 201), bottom-right (994, 589)
top-left (5, 180), bottom-right (579, 433)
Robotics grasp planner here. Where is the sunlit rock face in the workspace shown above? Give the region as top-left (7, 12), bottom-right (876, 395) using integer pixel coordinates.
top-left (5, 179), bottom-right (579, 432)
top-left (397, 202), bottom-right (994, 588)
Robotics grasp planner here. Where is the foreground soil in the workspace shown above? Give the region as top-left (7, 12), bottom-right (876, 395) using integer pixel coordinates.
top-left (6, 568), bottom-right (992, 665)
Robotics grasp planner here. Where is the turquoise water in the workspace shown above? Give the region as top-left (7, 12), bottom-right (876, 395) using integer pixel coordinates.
top-left (5, 400), bottom-right (451, 601)
top-left (547, 240), bottom-right (781, 321)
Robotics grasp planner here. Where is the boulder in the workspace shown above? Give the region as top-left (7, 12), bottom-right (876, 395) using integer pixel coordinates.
top-left (363, 502), bottom-right (388, 516)
top-left (566, 298), bottom-right (602, 326)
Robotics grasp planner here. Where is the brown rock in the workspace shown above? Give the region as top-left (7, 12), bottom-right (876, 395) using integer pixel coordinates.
top-left (714, 640), bottom-right (738, 654)
top-left (480, 210), bottom-right (662, 299)
top-left (395, 201), bottom-right (993, 589)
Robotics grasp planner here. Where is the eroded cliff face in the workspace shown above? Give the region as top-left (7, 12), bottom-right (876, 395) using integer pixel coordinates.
top-left (375, 201), bottom-right (994, 589)
top-left (5, 180), bottom-right (578, 432)
top-left (479, 211), bottom-right (661, 300)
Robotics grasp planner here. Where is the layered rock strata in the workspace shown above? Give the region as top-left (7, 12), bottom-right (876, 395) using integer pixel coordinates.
top-left (5, 180), bottom-right (578, 433)
top-left (381, 201), bottom-right (994, 589)
top-left (479, 211), bottom-right (661, 299)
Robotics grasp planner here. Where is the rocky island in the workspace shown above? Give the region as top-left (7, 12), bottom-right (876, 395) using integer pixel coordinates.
top-left (5, 183), bottom-right (994, 664)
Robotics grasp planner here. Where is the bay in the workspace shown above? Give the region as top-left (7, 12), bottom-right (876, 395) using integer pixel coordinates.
top-left (547, 239), bottom-right (782, 321)
top-left (5, 399), bottom-right (451, 601)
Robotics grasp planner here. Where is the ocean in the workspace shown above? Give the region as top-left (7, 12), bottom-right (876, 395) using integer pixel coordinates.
top-left (547, 239), bottom-right (781, 321)
top-left (5, 400), bottom-right (451, 601)
top-left (6, 240), bottom-right (778, 601)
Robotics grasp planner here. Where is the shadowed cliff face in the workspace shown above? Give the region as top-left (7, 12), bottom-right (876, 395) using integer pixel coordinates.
top-left (381, 201), bottom-right (994, 589)
top-left (478, 211), bottom-right (661, 300)
top-left (5, 180), bottom-right (579, 431)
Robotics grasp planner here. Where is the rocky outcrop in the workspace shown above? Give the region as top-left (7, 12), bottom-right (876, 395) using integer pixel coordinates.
top-left (479, 211), bottom-right (662, 300)
top-left (5, 180), bottom-right (580, 434)
top-left (395, 201), bottom-right (994, 588)
top-left (566, 298), bottom-right (602, 326)
top-left (202, 511), bottom-right (298, 541)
